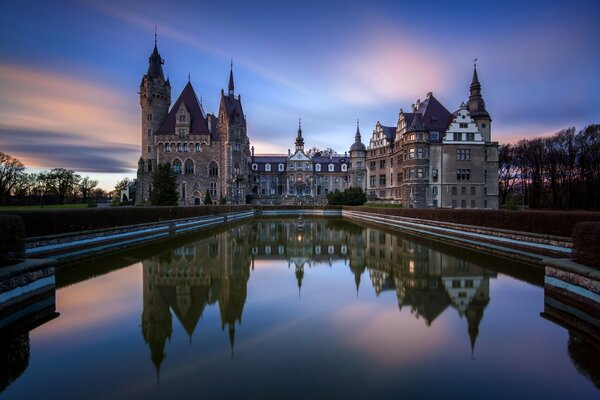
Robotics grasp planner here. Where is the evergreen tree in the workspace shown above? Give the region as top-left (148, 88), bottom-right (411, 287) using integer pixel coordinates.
top-left (326, 187), bottom-right (367, 206)
top-left (204, 189), bottom-right (212, 205)
top-left (150, 163), bottom-right (178, 206)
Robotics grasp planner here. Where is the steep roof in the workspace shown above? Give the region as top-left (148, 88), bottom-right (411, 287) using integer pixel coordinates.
top-left (156, 82), bottom-right (211, 135)
top-left (220, 92), bottom-right (246, 125)
top-left (382, 125), bottom-right (397, 142)
top-left (416, 94), bottom-right (453, 132)
top-left (146, 44), bottom-right (165, 81)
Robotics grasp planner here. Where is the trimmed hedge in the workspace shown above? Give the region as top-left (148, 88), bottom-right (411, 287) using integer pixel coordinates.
top-left (572, 222), bottom-right (600, 269)
top-left (9, 206), bottom-right (253, 238)
top-left (0, 214), bottom-right (25, 265)
top-left (343, 207), bottom-right (600, 238)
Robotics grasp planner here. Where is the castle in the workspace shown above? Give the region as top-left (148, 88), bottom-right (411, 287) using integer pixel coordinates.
top-left (136, 38), bottom-right (498, 208)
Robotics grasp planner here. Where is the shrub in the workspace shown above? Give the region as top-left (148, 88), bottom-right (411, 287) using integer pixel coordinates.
top-left (0, 214), bottom-right (25, 265)
top-left (327, 187), bottom-right (367, 206)
top-left (572, 222), bottom-right (600, 269)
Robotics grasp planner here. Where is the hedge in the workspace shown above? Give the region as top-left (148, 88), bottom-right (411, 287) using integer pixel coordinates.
top-left (572, 222), bottom-right (600, 269)
top-left (8, 206), bottom-right (253, 238)
top-left (0, 214), bottom-right (25, 265)
top-left (343, 207), bottom-right (600, 238)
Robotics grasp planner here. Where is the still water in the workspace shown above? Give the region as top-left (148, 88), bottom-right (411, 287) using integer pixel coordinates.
top-left (1, 218), bottom-right (598, 399)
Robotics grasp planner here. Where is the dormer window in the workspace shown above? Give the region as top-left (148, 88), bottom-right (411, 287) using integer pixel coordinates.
top-left (328, 164), bottom-right (334, 172)
top-left (265, 163), bottom-right (271, 172)
top-left (278, 163), bottom-right (285, 171)
top-left (315, 164), bottom-right (321, 172)
top-left (179, 114), bottom-right (187, 122)
top-left (341, 164), bottom-right (347, 172)
top-left (252, 163), bottom-right (258, 171)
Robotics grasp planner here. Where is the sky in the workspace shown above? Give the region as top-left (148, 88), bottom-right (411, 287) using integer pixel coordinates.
top-left (0, 0), bottom-right (599, 190)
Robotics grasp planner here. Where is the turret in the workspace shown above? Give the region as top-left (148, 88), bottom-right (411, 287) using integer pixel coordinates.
top-left (295, 119), bottom-right (305, 151)
top-left (466, 63), bottom-right (491, 142)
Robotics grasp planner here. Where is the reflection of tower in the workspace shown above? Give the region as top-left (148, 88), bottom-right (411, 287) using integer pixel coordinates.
top-left (219, 240), bottom-right (251, 358)
top-left (295, 262), bottom-right (304, 298)
top-left (465, 277), bottom-right (489, 358)
top-left (349, 263), bottom-right (365, 296)
top-left (141, 261), bottom-right (172, 383)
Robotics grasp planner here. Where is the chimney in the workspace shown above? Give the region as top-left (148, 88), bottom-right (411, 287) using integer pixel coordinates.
top-left (288, 149), bottom-right (291, 156)
top-left (251, 146), bottom-right (254, 157)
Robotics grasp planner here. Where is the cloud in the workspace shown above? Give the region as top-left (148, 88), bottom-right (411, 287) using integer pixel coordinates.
top-left (0, 128), bottom-right (138, 173)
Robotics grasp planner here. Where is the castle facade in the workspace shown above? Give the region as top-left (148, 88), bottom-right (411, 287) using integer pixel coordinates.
top-left (135, 39), bottom-right (497, 208)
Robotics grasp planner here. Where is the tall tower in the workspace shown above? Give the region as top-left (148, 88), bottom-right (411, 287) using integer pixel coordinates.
top-left (466, 63), bottom-right (491, 142)
top-left (138, 33), bottom-right (171, 203)
top-left (295, 119), bottom-right (305, 152)
top-left (349, 119), bottom-right (367, 190)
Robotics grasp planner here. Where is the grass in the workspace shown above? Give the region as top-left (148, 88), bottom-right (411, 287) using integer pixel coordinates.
top-left (0, 204), bottom-right (89, 211)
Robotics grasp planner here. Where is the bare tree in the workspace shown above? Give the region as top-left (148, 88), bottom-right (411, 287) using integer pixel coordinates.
top-left (0, 152), bottom-right (25, 205)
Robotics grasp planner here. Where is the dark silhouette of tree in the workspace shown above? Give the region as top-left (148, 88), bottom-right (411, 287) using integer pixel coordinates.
top-left (150, 163), bottom-right (178, 206)
top-left (0, 152), bottom-right (25, 205)
top-left (204, 189), bottom-right (212, 205)
top-left (78, 176), bottom-right (98, 202)
top-left (326, 187), bottom-right (367, 206)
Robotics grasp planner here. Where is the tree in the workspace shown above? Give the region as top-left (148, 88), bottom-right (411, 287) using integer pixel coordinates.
top-left (0, 152), bottom-right (25, 205)
top-left (204, 189), bottom-right (212, 205)
top-left (78, 176), bottom-right (98, 202)
top-left (150, 163), bottom-right (178, 206)
top-left (498, 144), bottom-right (518, 206)
top-left (327, 187), bottom-right (367, 206)
top-left (46, 168), bottom-right (81, 204)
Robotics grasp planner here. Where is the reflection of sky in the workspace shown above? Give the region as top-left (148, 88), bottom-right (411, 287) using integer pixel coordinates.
top-left (1, 0), bottom-right (599, 189)
top-left (3, 257), bottom-right (598, 398)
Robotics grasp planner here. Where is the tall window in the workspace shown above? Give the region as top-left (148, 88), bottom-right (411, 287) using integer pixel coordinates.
top-left (209, 161), bottom-right (219, 177)
top-left (409, 148), bottom-right (415, 159)
top-left (369, 175), bottom-right (376, 187)
top-left (328, 164), bottom-right (334, 172)
top-left (165, 143), bottom-right (172, 152)
top-left (379, 159), bottom-right (386, 169)
top-left (210, 182), bottom-right (217, 197)
top-left (265, 163), bottom-right (271, 172)
top-left (453, 132), bottom-right (462, 141)
top-left (195, 143), bottom-right (201, 152)
top-left (177, 143), bottom-right (182, 152)
top-left (456, 169), bottom-right (471, 180)
top-left (279, 163), bottom-right (285, 171)
top-left (184, 159), bottom-right (194, 174)
top-left (183, 143), bottom-right (188, 152)
top-left (172, 159), bottom-right (182, 174)
top-left (379, 174), bottom-right (386, 186)
top-left (457, 149), bottom-right (471, 160)
top-left (370, 161), bottom-right (376, 170)
top-left (417, 147), bottom-right (423, 159)
top-left (432, 168), bottom-right (438, 182)
top-left (178, 129), bottom-right (185, 139)
top-left (147, 128), bottom-right (152, 137)
top-left (466, 132), bottom-right (475, 141)
top-left (147, 113), bottom-right (153, 121)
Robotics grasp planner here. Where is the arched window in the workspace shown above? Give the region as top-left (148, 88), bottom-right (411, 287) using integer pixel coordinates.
top-left (315, 164), bottom-right (321, 172)
top-left (184, 159), bottom-right (194, 174)
top-left (209, 161), bottom-right (219, 177)
top-left (172, 159), bottom-right (182, 174)
top-left (328, 163), bottom-right (335, 172)
top-left (234, 162), bottom-right (240, 175)
top-left (195, 143), bottom-right (201, 152)
top-left (183, 143), bottom-right (188, 152)
top-left (341, 163), bottom-right (347, 172)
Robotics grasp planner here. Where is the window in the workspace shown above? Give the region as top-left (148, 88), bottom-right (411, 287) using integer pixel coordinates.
top-left (147, 128), bottom-right (152, 137)
top-left (184, 159), bottom-right (194, 174)
top-left (177, 143), bottom-right (182, 152)
top-left (370, 161), bottom-right (376, 170)
top-left (165, 143), bottom-right (172, 152)
top-left (357, 174), bottom-right (363, 182)
top-left (471, 186), bottom-right (476, 195)
top-left (452, 280), bottom-right (461, 288)
top-left (341, 164), bottom-right (347, 172)
top-left (179, 114), bottom-right (186, 122)
top-left (417, 147), bottom-right (423, 159)
top-left (432, 186), bottom-right (438, 195)
top-left (461, 186), bottom-right (466, 195)
top-left (465, 280), bottom-right (474, 288)
top-left (417, 168), bottom-right (423, 179)
top-left (397, 173), bottom-right (402, 183)
top-left (461, 199), bottom-right (466, 208)
top-left (470, 199), bottom-right (476, 208)
top-left (370, 175), bottom-right (376, 187)
top-left (195, 143), bottom-right (201, 152)
top-left (315, 164), bottom-right (321, 172)
top-left (328, 164), bottom-right (334, 172)
top-left (456, 169), bottom-right (471, 180)
top-left (467, 132), bottom-right (475, 141)
top-left (279, 163), bottom-right (285, 171)
top-left (209, 161), bottom-right (219, 177)
top-left (459, 123), bottom-right (468, 129)
top-left (183, 143), bottom-right (188, 152)
top-left (265, 163), bottom-right (271, 172)
top-left (379, 174), bottom-right (386, 185)
top-left (379, 159), bottom-right (386, 169)
top-left (390, 158), bottom-right (393, 167)
top-left (452, 186), bottom-right (457, 195)
top-left (172, 159), bottom-right (182, 174)
top-left (334, 177), bottom-right (339, 183)
top-left (148, 146), bottom-right (152, 153)
top-left (147, 113), bottom-right (153, 121)
top-left (252, 163), bottom-right (258, 171)
top-left (178, 129), bottom-right (185, 139)
top-left (457, 149), bottom-right (471, 160)
top-left (432, 168), bottom-right (438, 182)
top-left (481, 123), bottom-right (487, 128)
top-left (210, 182), bottom-right (217, 197)
top-left (147, 160), bottom-right (152, 172)
top-left (408, 168), bottom-right (414, 179)
top-left (453, 132), bottom-right (462, 141)
top-left (452, 199), bottom-right (457, 208)
top-left (430, 131), bottom-right (439, 140)
top-left (409, 148), bottom-right (415, 159)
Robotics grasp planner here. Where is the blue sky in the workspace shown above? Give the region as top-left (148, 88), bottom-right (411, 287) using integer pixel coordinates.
top-left (0, 0), bottom-right (598, 189)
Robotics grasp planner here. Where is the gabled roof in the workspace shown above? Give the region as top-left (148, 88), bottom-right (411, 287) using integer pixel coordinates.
top-left (382, 125), bottom-right (397, 142)
top-left (416, 94), bottom-right (453, 132)
top-left (220, 92), bottom-right (246, 125)
top-left (156, 82), bottom-right (211, 135)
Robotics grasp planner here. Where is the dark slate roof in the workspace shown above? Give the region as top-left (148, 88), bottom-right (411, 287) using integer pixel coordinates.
top-left (253, 155), bottom-right (287, 163)
top-left (382, 126), bottom-right (397, 142)
top-left (146, 44), bottom-right (165, 81)
top-left (408, 113), bottom-right (425, 132)
top-left (221, 92), bottom-right (246, 125)
top-left (350, 141), bottom-right (366, 151)
top-left (417, 94), bottom-right (453, 132)
top-left (313, 156), bottom-right (349, 173)
top-left (156, 82), bottom-right (211, 136)
top-left (403, 113), bottom-right (416, 128)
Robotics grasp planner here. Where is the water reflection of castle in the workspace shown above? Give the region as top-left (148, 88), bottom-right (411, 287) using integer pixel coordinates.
top-left (141, 218), bottom-right (495, 376)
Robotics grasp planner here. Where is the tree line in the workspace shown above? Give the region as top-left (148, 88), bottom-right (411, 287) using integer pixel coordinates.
top-left (0, 152), bottom-right (107, 206)
top-left (499, 124), bottom-right (600, 209)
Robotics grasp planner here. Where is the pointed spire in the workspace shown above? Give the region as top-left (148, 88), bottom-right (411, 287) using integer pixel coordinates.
top-left (228, 59), bottom-right (235, 97)
top-left (147, 30), bottom-right (165, 80)
top-left (467, 60), bottom-right (489, 119)
top-left (229, 323), bottom-right (235, 359)
top-left (295, 118), bottom-right (304, 151)
top-left (355, 119), bottom-right (362, 143)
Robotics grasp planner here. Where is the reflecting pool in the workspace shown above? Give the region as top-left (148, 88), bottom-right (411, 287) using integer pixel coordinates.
top-left (1, 218), bottom-right (598, 399)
